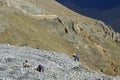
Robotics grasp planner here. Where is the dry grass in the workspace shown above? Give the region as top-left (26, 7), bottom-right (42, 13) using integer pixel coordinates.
top-left (0, 8), bottom-right (76, 55)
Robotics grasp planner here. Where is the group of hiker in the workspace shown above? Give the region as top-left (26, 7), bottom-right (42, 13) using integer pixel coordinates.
top-left (22, 53), bottom-right (80, 72)
top-left (23, 60), bottom-right (44, 72)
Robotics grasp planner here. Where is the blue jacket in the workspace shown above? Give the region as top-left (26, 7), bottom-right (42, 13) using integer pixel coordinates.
top-left (76, 55), bottom-right (80, 59)
top-left (38, 65), bottom-right (44, 70)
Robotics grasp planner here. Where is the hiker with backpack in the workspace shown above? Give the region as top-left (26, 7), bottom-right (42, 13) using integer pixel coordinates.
top-left (35, 64), bottom-right (44, 72)
top-left (73, 54), bottom-right (80, 61)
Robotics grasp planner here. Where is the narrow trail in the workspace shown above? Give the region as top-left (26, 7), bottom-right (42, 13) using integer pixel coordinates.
top-left (31, 14), bottom-right (58, 20)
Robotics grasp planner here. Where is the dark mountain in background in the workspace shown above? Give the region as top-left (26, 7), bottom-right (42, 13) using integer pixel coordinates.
top-left (57, 0), bottom-right (120, 10)
top-left (56, 0), bottom-right (120, 32)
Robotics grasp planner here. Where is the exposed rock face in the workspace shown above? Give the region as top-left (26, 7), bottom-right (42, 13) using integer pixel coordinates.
top-left (97, 21), bottom-right (120, 43)
top-left (41, 17), bottom-right (120, 43)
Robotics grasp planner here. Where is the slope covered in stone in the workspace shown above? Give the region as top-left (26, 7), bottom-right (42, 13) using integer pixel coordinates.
top-left (0, 44), bottom-right (120, 80)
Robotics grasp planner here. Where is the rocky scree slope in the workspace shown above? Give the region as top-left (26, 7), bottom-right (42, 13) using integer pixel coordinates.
top-left (0, 0), bottom-right (120, 76)
top-left (0, 44), bottom-right (120, 80)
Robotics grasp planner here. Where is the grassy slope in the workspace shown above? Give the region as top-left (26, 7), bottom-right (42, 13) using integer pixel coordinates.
top-left (0, 8), bottom-right (76, 55)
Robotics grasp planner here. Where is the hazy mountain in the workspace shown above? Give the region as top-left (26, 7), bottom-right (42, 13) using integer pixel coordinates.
top-left (56, 0), bottom-right (120, 10)
top-left (0, 0), bottom-right (120, 77)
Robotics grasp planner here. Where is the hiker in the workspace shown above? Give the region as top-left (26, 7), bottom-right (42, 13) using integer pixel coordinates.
top-left (73, 54), bottom-right (80, 61)
top-left (36, 64), bottom-right (44, 72)
top-left (23, 60), bottom-right (30, 67)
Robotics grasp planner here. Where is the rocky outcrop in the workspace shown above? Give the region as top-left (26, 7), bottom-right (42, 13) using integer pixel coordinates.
top-left (42, 17), bottom-right (120, 44)
top-left (96, 21), bottom-right (120, 43)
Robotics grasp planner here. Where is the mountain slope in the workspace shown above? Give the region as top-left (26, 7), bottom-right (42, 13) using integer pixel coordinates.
top-left (0, 0), bottom-right (120, 76)
top-left (0, 7), bottom-right (76, 55)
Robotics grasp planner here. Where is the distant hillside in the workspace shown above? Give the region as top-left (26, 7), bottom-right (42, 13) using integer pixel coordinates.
top-left (56, 0), bottom-right (120, 10)
top-left (100, 6), bottom-right (120, 32)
